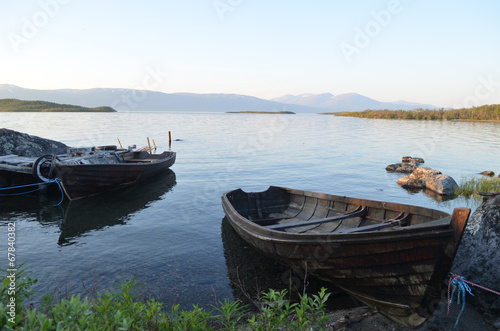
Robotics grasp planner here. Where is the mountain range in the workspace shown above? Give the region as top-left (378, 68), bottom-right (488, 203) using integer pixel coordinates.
top-left (0, 85), bottom-right (437, 113)
top-left (272, 93), bottom-right (437, 112)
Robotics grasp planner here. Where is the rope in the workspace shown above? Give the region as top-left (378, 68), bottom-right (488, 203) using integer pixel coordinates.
top-left (0, 178), bottom-right (64, 206)
top-left (53, 178), bottom-right (64, 206)
top-left (447, 273), bottom-right (500, 328)
top-left (450, 273), bottom-right (500, 296)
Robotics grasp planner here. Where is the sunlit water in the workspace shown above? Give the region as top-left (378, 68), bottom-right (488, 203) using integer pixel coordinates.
top-left (1, 112), bottom-right (499, 309)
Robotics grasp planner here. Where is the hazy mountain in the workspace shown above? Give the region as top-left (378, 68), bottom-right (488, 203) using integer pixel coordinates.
top-left (271, 92), bottom-right (437, 112)
top-left (0, 85), bottom-right (437, 113)
top-left (273, 93), bottom-right (335, 107)
top-left (0, 85), bottom-right (321, 113)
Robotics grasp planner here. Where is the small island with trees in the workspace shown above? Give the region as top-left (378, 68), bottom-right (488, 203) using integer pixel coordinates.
top-left (0, 98), bottom-right (116, 112)
top-left (329, 104), bottom-right (500, 121)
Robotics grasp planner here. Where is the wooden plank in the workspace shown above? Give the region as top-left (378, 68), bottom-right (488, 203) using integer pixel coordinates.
top-left (0, 163), bottom-right (33, 174)
top-left (336, 213), bottom-right (408, 234)
top-left (477, 192), bottom-right (500, 196)
top-left (336, 220), bottom-right (400, 233)
top-left (0, 156), bottom-right (36, 164)
top-left (266, 206), bottom-right (366, 231)
top-left (251, 215), bottom-right (294, 225)
top-left (0, 155), bottom-right (19, 161)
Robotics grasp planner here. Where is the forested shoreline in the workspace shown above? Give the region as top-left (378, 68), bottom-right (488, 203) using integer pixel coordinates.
top-left (333, 104), bottom-right (500, 121)
top-left (0, 98), bottom-right (116, 112)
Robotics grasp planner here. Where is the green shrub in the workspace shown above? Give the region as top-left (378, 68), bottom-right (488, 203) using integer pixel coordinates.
top-left (1, 265), bottom-right (333, 330)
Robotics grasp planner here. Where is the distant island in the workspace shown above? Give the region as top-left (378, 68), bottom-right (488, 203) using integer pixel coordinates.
top-left (0, 98), bottom-right (116, 112)
top-left (332, 104), bottom-right (500, 121)
top-left (227, 111), bottom-right (295, 114)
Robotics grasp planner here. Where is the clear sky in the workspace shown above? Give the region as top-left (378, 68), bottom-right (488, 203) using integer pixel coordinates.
top-left (1, 0), bottom-right (500, 108)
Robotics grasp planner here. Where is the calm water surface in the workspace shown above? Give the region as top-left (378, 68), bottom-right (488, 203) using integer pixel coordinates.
top-left (1, 112), bottom-right (499, 309)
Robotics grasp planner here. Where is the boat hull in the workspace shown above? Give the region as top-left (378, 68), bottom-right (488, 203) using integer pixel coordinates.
top-left (221, 186), bottom-right (469, 328)
top-left (55, 151), bottom-right (176, 200)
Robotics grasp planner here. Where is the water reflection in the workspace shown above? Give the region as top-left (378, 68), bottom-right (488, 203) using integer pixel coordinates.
top-left (220, 217), bottom-right (359, 311)
top-left (0, 170), bottom-right (177, 246)
top-left (58, 170), bottom-right (177, 245)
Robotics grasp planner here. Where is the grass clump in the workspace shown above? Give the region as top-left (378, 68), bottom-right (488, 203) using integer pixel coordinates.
top-left (455, 175), bottom-right (500, 198)
top-left (1, 266), bottom-right (333, 330)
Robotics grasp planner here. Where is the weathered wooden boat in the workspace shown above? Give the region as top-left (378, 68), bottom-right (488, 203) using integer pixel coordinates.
top-left (221, 186), bottom-right (470, 328)
top-left (33, 147), bottom-right (176, 200)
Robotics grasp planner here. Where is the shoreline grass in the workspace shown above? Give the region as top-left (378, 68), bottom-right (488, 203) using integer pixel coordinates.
top-left (1, 267), bottom-right (332, 330)
top-left (455, 176), bottom-right (500, 198)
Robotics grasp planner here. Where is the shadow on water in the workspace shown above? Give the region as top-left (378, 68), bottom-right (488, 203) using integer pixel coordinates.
top-left (0, 170), bottom-right (177, 246)
top-left (58, 169), bottom-right (177, 245)
top-left (220, 217), bottom-right (361, 311)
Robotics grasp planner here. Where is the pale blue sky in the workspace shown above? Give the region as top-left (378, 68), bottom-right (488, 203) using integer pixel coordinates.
top-left (1, 0), bottom-right (499, 108)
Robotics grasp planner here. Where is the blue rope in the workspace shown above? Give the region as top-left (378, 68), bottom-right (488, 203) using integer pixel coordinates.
top-left (53, 178), bottom-right (64, 206)
top-left (448, 276), bottom-right (474, 328)
top-left (0, 178), bottom-right (64, 206)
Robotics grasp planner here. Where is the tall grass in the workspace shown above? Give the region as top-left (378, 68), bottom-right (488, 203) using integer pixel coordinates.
top-left (455, 176), bottom-right (500, 198)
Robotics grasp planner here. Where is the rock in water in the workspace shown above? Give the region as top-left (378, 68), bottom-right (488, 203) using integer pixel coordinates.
top-left (452, 195), bottom-right (500, 327)
top-left (397, 167), bottom-right (458, 196)
top-left (401, 156), bottom-right (425, 164)
top-left (0, 128), bottom-right (68, 157)
top-left (386, 156), bottom-right (424, 173)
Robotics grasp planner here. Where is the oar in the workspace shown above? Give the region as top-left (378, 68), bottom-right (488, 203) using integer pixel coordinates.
top-left (335, 212), bottom-right (409, 234)
top-left (267, 206), bottom-right (367, 231)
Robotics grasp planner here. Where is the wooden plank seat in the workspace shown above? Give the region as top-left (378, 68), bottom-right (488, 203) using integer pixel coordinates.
top-left (266, 206), bottom-right (367, 231)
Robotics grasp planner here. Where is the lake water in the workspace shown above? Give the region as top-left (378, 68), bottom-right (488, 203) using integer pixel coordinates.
top-left (1, 112), bottom-right (499, 310)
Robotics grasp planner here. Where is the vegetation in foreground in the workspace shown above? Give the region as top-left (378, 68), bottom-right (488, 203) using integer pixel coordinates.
top-left (0, 99), bottom-right (116, 112)
top-left (1, 266), bottom-right (332, 330)
top-left (455, 175), bottom-right (500, 198)
top-left (333, 104), bottom-right (500, 121)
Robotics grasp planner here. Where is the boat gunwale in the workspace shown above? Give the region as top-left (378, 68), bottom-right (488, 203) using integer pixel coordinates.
top-left (56, 151), bottom-right (176, 169)
top-left (221, 186), bottom-right (453, 243)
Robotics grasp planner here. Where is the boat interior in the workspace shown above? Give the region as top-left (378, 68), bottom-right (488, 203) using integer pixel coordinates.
top-left (227, 186), bottom-right (450, 234)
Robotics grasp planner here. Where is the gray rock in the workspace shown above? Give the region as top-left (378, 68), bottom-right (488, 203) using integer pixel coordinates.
top-left (0, 128), bottom-right (68, 157)
top-left (386, 161), bottom-right (419, 173)
top-left (452, 195), bottom-right (500, 327)
top-left (397, 176), bottom-right (424, 189)
top-left (386, 156), bottom-right (424, 173)
top-left (397, 167), bottom-right (458, 196)
top-left (425, 174), bottom-right (459, 196)
top-left (402, 156), bottom-right (425, 164)
top-left (410, 167), bottom-right (442, 179)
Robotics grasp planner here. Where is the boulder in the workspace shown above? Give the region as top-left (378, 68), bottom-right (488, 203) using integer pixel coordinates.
top-left (402, 156), bottom-right (425, 164)
top-left (452, 195), bottom-right (500, 327)
top-left (397, 167), bottom-right (458, 196)
top-left (425, 174), bottom-right (459, 196)
top-left (396, 177), bottom-right (424, 189)
top-left (0, 128), bottom-right (68, 157)
top-left (386, 162), bottom-right (419, 173)
top-left (386, 156), bottom-right (424, 173)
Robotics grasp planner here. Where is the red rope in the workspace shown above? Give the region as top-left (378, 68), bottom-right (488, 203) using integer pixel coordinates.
top-left (447, 274), bottom-right (500, 317)
top-left (450, 274), bottom-right (500, 296)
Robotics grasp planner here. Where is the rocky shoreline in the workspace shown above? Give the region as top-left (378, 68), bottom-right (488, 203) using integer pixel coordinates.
top-left (0, 128), bottom-right (68, 157)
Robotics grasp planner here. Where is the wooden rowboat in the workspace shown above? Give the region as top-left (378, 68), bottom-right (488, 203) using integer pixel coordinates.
top-left (34, 148), bottom-right (176, 200)
top-left (221, 186), bottom-right (470, 328)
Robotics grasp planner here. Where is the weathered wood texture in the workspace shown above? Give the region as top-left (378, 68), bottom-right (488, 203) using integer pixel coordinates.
top-left (221, 186), bottom-right (470, 328)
